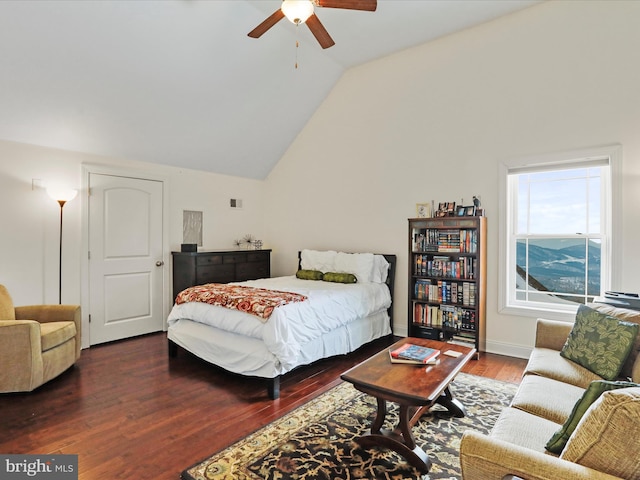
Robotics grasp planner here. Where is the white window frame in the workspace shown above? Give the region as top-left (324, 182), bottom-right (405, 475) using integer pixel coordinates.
top-left (498, 144), bottom-right (621, 320)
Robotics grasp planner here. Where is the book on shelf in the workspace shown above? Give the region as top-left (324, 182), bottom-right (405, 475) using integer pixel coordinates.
top-left (447, 334), bottom-right (475, 347)
top-left (390, 343), bottom-right (440, 364)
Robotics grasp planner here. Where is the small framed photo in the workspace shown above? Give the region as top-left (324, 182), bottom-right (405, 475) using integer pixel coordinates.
top-left (465, 205), bottom-right (476, 216)
top-left (437, 202), bottom-right (448, 217)
top-left (416, 203), bottom-right (431, 218)
top-left (447, 202), bottom-right (456, 215)
top-left (456, 206), bottom-right (466, 216)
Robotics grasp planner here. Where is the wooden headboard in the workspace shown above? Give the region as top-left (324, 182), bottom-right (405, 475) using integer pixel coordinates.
top-left (296, 251), bottom-right (397, 328)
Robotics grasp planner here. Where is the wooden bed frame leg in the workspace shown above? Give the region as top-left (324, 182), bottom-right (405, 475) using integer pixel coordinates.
top-left (168, 339), bottom-right (178, 358)
top-left (268, 376), bottom-right (280, 400)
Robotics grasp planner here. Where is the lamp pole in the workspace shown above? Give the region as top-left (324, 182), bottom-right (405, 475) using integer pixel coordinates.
top-left (56, 199), bottom-right (67, 305)
top-left (47, 187), bottom-right (77, 305)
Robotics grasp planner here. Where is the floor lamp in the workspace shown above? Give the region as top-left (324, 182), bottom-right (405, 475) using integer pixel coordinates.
top-left (47, 187), bottom-right (78, 304)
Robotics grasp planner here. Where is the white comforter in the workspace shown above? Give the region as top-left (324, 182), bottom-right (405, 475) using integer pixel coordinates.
top-left (166, 276), bottom-right (391, 370)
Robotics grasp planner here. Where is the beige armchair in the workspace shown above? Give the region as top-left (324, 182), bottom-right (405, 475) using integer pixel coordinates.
top-left (0, 284), bottom-right (81, 393)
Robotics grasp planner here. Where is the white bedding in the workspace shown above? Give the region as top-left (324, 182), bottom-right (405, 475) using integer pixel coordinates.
top-left (167, 275), bottom-right (392, 372)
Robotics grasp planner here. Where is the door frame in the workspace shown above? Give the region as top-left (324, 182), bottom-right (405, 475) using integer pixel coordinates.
top-left (80, 163), bottom-right (171, 349)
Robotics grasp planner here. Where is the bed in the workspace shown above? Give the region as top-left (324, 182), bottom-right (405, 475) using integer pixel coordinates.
top-left (167, 250), bottom-right (396, 399)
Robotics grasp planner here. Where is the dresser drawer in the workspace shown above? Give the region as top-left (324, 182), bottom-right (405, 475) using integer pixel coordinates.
top-left (196, 255), bottom-right (223, 266)
top-left (223, 253), bottom-right (247, 264)
top-left (248, 252), bottom-right (270, 262)
top-left (196, 264), bottom-right (235, 284)
top-left (237, 261), bottom-right (270, 280)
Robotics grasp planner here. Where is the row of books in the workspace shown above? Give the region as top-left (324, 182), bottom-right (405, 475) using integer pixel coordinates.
top-left (414, 280), bottom-right (477, 307)
top-left (412, 229), bottom-right (478, 253)
top-left (414, 255), bottom-right (477, 280)
top-left (413, 303), bottom-right (477, 331)
top-left (447, 333), bottom-right (476, 347)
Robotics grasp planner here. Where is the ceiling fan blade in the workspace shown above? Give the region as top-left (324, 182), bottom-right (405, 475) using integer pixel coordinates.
top-left (317, 0), bottom-right (377, 11)
top-left (248, 9), bottom-right (285, 38)
top-left (305, 13), bottom-right (335, 49)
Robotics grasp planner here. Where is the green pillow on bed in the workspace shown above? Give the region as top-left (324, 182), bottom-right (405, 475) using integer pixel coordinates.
top-left (322, 272), bottom-right (357, 284)
top-left (296, 269), bottom-right (324, 281)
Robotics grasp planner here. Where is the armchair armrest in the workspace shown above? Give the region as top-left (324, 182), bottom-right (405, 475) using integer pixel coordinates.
top-left (0, 320), bottom-right (44, 392)
top-left (15, 304), bottom-right (80, 324)
top-left (14, 304), bottom-right (81, 358)
top-left (533, 318), bottom-right (573, 351)
top-left (460, 431), bottom-right (621, 480)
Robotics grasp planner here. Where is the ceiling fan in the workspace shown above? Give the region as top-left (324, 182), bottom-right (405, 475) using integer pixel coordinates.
top-left (248, 0), bottom-right (377, 49)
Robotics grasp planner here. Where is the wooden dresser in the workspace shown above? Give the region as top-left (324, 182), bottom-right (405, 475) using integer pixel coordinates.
top-left (171, 249), bottom-right (271, 299)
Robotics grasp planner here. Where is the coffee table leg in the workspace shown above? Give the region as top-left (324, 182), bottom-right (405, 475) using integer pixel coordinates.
top-left (435, 386), bottom-right (466, 418)
top-left (371, 397), bottom-right (386, 434)
top-left (356, 403), bottom-right (432, 474)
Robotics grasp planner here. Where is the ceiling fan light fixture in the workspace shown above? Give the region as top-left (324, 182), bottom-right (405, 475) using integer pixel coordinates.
top-left (281, 0), bottom-right (314, 25)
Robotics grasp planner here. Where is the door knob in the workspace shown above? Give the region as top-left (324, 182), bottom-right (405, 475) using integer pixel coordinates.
top-left (156, 261), bottom-right (164, 267)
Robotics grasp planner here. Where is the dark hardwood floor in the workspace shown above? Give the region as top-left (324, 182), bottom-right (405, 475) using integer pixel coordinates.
top-left (0, 332), bottom-right (527, 479)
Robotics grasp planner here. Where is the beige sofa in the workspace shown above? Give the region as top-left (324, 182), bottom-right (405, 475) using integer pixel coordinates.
top-left (460, 303), bottom-right (640, 480)
top-left (0, 284), bottom-right (81, 393)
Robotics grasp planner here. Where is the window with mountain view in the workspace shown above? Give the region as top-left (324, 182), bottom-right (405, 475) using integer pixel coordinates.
top-left (502, 146), bottom-right (618, 314)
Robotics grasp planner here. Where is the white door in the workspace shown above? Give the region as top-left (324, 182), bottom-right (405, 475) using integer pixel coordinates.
top-left (88, 173), bottom-right (164, 344)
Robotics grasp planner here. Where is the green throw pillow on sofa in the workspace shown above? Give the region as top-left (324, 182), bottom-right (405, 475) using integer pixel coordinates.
top-left (560, 304), bottom-right (639, 381)
top-left (545, 379), bottom-right (639, 454)
top-left (296, 269), bottom-right (324, 281)
top-left (322, 272), bottom-right (357, 284)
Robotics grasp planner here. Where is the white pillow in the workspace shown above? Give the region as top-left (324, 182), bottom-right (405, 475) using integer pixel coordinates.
top-left (300, 249), bottom-right (337, 273)
top-left (334, 252), bottom-right (375, 283)
top-left (372, 255), bottom-right (390, 284)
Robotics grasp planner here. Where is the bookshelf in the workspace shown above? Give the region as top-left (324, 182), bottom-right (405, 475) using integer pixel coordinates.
top-left (408, 216), bottom-right (486, 353)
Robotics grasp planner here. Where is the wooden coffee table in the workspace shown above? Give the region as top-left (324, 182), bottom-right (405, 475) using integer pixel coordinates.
top-left (340, 337), bottom-right (476, 474)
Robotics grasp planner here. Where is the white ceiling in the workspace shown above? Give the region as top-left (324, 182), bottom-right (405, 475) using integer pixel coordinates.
top-left (0, 0), bottom-right (540, 179)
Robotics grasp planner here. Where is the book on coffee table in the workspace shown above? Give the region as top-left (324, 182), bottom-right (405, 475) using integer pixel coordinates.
top-left (390, 343), bottom-right (440, 364)
top-left (389, 351), bottom-right (440, 365)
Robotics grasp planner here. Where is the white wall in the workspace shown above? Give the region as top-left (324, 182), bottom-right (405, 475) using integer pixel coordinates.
top-left (264, 0), bottom-right (640, 357)
top-left (0, 139), bottom-right (266, 320)
top-left (3, 1), bottom-right (639, 358)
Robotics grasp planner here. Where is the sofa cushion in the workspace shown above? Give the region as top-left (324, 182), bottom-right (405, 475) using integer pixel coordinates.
top-left (589, 302), bottom-right (640, 382)
top-left (511, 375), bottom-right (586, 425)
top-left (0, 285), bottom-right (16, 320)
top-left (525, 347), bottom-right (603, 389)
top-left (490, 406), bottom-right (563, 454)
top-left (40, 321), bottom-right (77, 352)
top-left (545, 380), bottom-right (639, 454)
top-left (560, 387), bottom-right (640, 479)
top-left (560, 304), bottom-right (638, 381)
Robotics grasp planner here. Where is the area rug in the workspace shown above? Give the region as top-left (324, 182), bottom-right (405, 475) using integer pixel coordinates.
top-left (182, 373), bottom-right (518, 480)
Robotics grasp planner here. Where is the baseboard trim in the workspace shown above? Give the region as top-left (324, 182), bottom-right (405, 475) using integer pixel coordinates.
top-left (484, 339), bottom-right (531, 360)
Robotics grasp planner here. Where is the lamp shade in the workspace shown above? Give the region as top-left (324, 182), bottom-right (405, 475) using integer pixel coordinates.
top-left (281, 0), bottom-right (314, 24)
top-left (47, 186), bottom-right (78, 202)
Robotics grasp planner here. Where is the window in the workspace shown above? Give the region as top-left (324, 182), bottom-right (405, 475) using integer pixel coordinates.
top-left (500, 145), bottom-right (620, 317)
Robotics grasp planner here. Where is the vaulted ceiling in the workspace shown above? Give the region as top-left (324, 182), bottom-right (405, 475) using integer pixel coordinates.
top-left (0, 0), bottom-right (540, 179)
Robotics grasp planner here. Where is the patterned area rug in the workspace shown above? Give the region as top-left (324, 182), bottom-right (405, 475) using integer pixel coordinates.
top-left (182, 373), bottom-right (518, 480)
